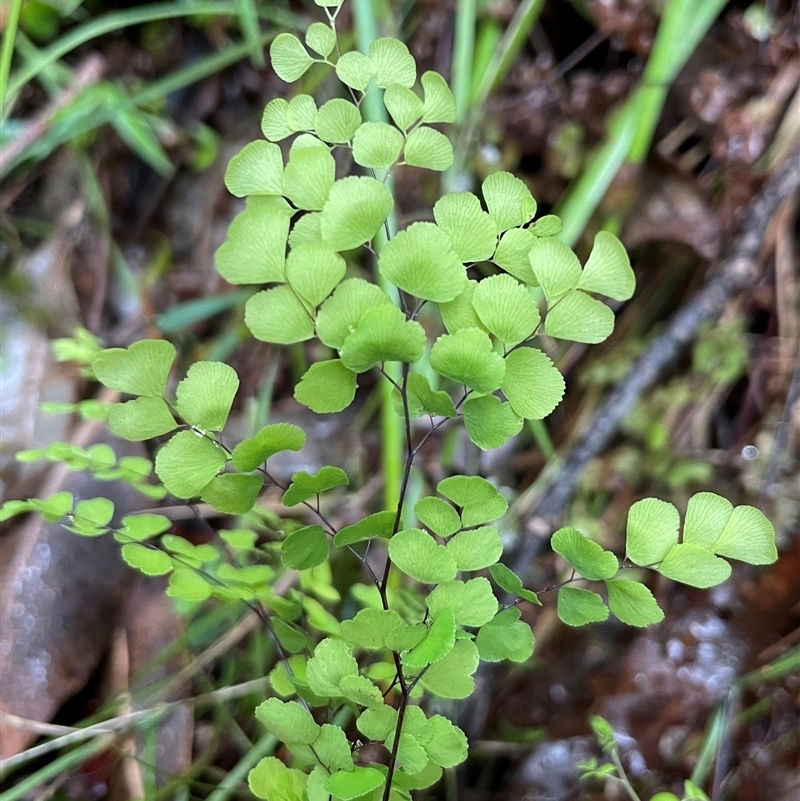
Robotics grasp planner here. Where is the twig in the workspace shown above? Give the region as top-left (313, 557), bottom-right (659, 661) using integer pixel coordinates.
top-left (0, 54), bottom-right (106, 178)
top-left (512, 146), bottom-right (800, 578)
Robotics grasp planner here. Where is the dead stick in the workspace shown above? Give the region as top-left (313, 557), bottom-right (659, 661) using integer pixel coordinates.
top-left (513, 146), bottom-right (800, 577)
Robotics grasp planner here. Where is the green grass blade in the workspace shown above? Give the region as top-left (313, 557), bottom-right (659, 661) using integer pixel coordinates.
top-left (453, 0), bottom-right (477, 124)
top-left (0, 0), bottom-right (23, 113)
top-left (204, 731), bottom-right (277, 801)
top-left (237, 0), bottom-right (265, 67)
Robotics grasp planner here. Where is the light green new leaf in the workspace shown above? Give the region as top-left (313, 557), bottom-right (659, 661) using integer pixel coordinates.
top-left (245, 286), bottom-right (314, 344)
top-left (370, 37), bottom-right (416, 88)
top-left (232, 423), bottom-right (306, 472)
top-left (430, 328), bottom-right (506, 394)
top-left (306, 638), bottom-right (358, 697)
top-left (557, 586), bottom-right (609, 627)
top-left (379, 222), bottom-right (466, 302)
top-left (225, 141), bottom-right (283, 197)
top-left (305, 22), bottom-right (336, 57)
top-left (282, 525), bottom-right (330, 570)
top-left (283, 145), bottom-right (335, 211)
top-left (294, 360), bottom-right (358, 413)
top-left (93, 339), bottom-right (176, 397)
top-left (352, 121), bottom-right (404, 169)
top-left (711, 505), bottom-right (777, 565)
top-left (463, 395), bottom-right (523, 450)
top-left (420, 639), bottom-right (479, 698)
top-left (403, 373), bottom-right (457, 419)
top-left (312, 724), bottom-right (356, 772)
top-left (288, 212), bottom-right (322, 247)
top-left (439, 281), bottom-right (486, 333)
top-left (283, 466), bottom-right (348, 506)
top-left (658, 543), bottom-right (731, 588)
top-left (333, 509), bottom-right (395, 546)
top-left (605, 579), bottom-right (664, 627)
top-left (118, 513), bottom-right (171, 541)
top-left (384, 622), bottom-right (427, 652)
top-left (215, 203), bottom-right (290, 284)
top-left (388, 528), bottom-right (457, 584)
top-left (683, 491), bottom-right (733, 549)
top-left (287, 94), bottom-right (317, 131)
top-left (544, 290), bottom-right (615, 344)
top-left (73, 497), bottom-right (114, 533)
top-left (502, 348), bottom-right (565, 420)
top-left (121, 543), bottom-right (172, 576)
top-left (424, 716), bottom-right (468, 769)
top-left (415, 496), bottom-right (461, 537)
top-left (529, 214), bottom-right (562, 237)
top-left (551, 527), bottom-right (619, 580)
top-left (433, 192), bottom-right (497, 263)
top-left (316, 278), bottom-right (392, 349)
top-left (357, 705), bottom-right (397, 741)
top-left (421, 71), bottom-right (456, 123)
top-left (335, 50), bottom-right (376, 91)
top-left (528, 238), bottom-right (582, 303)
top-left (476, 608), bottom-right (535, 662)
top-left (320, 176), bottom-right (394, 251)
top-left (167, 568), bottom-right (212, 602)
top-left (403, 608), bottom-right (455, 668)
top-left (256, 698), bottom-right (319, 745)
top-left (200, 473), bottom-right (263, 514)
top-left (493, 228), bottom-right (537, 284)
top-left (403, 126), bottom-right (453, 171)
top-left (270, 33), bottom-right (314, 83)
top-left (155, 431), bottom-right (227, 498)
top-left (176, 361), bottom-right (239, 431)
top-left (384, 83), bottom-right (423, 129)
top-left (248, 756), bottom-right (307, 801)
top-left (579, 231), bottom-right (635, 301)
top-left (341, 608), bottom-right (404, 650)
top-left (446, 525), bottom-right (503, 570)
top-left (626, 497), bottom-right (680, 566)
top-left (438, 474), bottom-right (508, 527)
top-left (427, 578), bottom-right (498, 627)
top-left (108, 396), bottom-right (176, 441)
top-left (339, 306), bottom-right (426, 372)
top-left (261, 98), bottom-right (292, 141)
top-left (315, 99), bottom-right (362, 144)
top-left (325, 767), bottom-right (384, 801)
top-left (482, 171), bottom-right (536, 231)
top-left (472, 274), bottom-right (540, 347)
top-left (488, 563), bottom-right (541, 604)
top-left (286, 242), bottom-right (345, 307)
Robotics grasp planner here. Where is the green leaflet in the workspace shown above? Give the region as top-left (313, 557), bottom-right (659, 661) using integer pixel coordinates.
top-left (315, 98), bottom-right (362, 144)
top-left (403, 608), bottom-right (456, 668)
top-left (446, 525), bottom-right (503, 571)
top-left (320, 176), bottom-right (394, 251)
top-left (325, 766), bottom-right (384, 800)
top-left (285, 242), bottom-right (346, 307)
top-left (339, 306), bottom-right (426, 372)
top-left (488, 563), bottom-right (540, 604)
top-left (420, 71), bottom-right (456, 123)
top-left (419, 638), bottom-right (479, 698)
top-left (403, 126), bottom-right (453, 172)
top-left (403, 373), bottom-right (458, 419)
top-left (433, 192), bottom-right (497, 262)
top-left (544, 289), bottom-right (615, 344)
top-left (232, 423), bottom-right (306, 472)
top-left (335, 50), bottom-right (376, 92)
top-left (437, 474), bottom-right (508, 527)
top-left (476, 608), bottom-right (535, 662)
top-left (657, 543), bottom-right (731, 588)
top-left (201, 474), bottom-right (263, 514)
top-left (579, 231), bottom-right (635, 301)
top-left (557, 586), bottom-right (609, 627)
top-left (93, 339), bottom-right (175, 397)
top-left (283, 145), bottom-right (335, 211)
top-left (249, 756), bottom-right (307, 801)
top-left (388, 528), bottom-right (457, 584)
top-left (306, 22), bottom-right (336, 57)
top-left (427, 578), bottom-right (498, 627)
top-left (605, 579), bottom-right (664, 627)
top-left (370, 37), bottom-right (416, 88)
top-left (283, 466), bottom-right (348, 506)
top-left (502, 348), bottom-right (565, 420)
top-left (294, 360), bottom-right (358, 414)
top-left (384, 84), bottom-right (423, 129)
top-left (225, 140), bottom-right (283, 197)
top-left (481, 171), bottom-right (536, 231)
top-left (626, 498), bottom-right (680, 566)
top-left (176, 361), bottom-right (239, 431)
top-left (551, 527), bottom-right (618, 581)
top-left (155, 431), bottom-right (227, 499)
top-left (439, 280), bottom-right (486, 334)
top-left (108, 396), bottom-right (176, 441)
top-left (256, 698), bottom-right (319, 745)
top-left (493, 228), bottom-right (537, 284)
top-left (306, 638), bottom-right (359, 698)
top-left (352, 121), bottom-right (404, 169)
top-left (378, 222), bottom-right (466, 302)
top-left (121, 543), bottom-right (172, 576)
top-left (429, 327), bottom-right (506, 394)
top-left (245, 286), bottom-right (315, 345)
top-left (333, 510), bottom-right (395, 546)
top-left (215, 202), bottom-right (291, 285)
top-left (282, 525), bottom-right (330, 570)
top-left (270, 33), bottom-right (314, 83)
top-left (471, 274), bottom-right (540, 347)
top-left (316, 278), bottom-right (392, 349)
top-left (414, 496), bottom-right (461, 537)
top-left (340, 608), bottom-right (404, 650)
